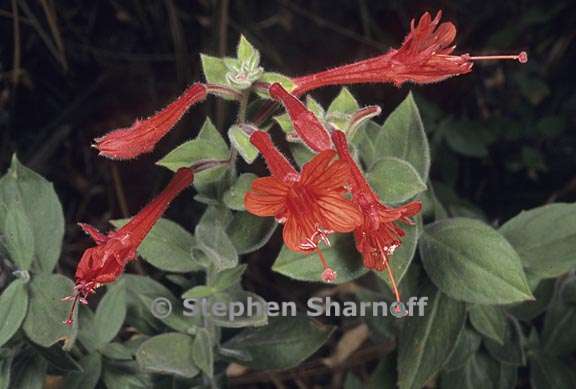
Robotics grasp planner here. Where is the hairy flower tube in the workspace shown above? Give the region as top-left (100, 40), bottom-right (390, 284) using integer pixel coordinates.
top-left (64, 167), bottom-right (195, 326)
top-left (245, 130), bottom-right (362, 282)
top-left (268, 83), bottom-right (332, 152)
top-left (332, 130), bottom-right (421, 303)
top-left (94, 83), bottom-right (208, 159)
top-left (292, 11), bottom-right (527, 95)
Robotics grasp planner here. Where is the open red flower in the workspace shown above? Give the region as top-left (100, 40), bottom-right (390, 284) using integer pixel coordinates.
top-left (245, 130), bottom-right (362, 282)
top-left (64, 167), bottom-right (194, 326)
top-left (94, 83), bottom-right (207, 159)
top-left (268, 83), bottom-right (332, 152)
top-left (332, 130), bottom-right (421, 302)
top-left (293, 11), bottom-right (527, 95)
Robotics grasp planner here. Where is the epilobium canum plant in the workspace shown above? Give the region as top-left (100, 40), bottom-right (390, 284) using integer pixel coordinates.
top-left (4, 7), bottom-right (575, 389)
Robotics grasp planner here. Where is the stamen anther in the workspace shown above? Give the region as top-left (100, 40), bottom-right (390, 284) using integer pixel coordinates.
top-left (321, 268), bottom-right (337, 283)
top-left (316, 247), bottom-right (337, 283)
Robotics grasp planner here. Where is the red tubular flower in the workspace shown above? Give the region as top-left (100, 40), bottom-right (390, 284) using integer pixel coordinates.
top-left (94, 83), bottom-right (208, 160)
top-left (245, 131), bottom-right (362, 282)
top-left (64, 167), bottom-right (194, 326)
top-left (292, 11), bottom-right (527, 95)
top-left (268, 83), bottom-right (332, 152)
top-left (331, 130), bottom-right (421, 303)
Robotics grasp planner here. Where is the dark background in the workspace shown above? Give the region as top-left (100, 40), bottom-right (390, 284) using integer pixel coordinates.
top-left (0, 0), bottom-right (575, 309)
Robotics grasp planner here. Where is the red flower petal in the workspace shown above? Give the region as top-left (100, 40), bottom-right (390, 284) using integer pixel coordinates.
top-left (282, 211), bottom-right (318, 253)
top-left (244, 176), bottom-right (290, 217)
top-left (269, 83), bottom-right (332, 152)
top-left (316, 193), bottom-right (362, 232)
top-left (94, 83), bottom-right (207, 160)
top-left (250, 131), bottom-right (298, 179)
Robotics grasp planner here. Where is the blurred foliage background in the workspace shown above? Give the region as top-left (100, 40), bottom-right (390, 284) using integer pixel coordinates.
top-left (0, 0), bottom-right (575, 386)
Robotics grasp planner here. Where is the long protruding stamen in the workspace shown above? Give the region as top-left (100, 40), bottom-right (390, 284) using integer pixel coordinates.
top-left (468, 51), bottom-right (528, 63)
top-left (385, 263), bottom-right (401, 304)
top-left (316, 247), bottom-right (337, 283)
top-left (63, 294), bottom-right (80, 327)
top-left (376, 240), bottom-right (401, 304)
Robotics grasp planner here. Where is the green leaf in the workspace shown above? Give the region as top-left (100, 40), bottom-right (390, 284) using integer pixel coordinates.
top-left (199, 204), bottom-right (233, 227)
top-left (529, 353), bottom-right (576, 389)
top-left (224, 316), bottom-right (335, 370)
top-left (102, 364), bottom-right (151, 389)
top-left (228, 126), bottom-right (259, 164)
top-left (182, 285), bottom-right (217, 299)
top-left (484, 318), bottom-right (525, 366)
top-left (354, 288), bottom-right (397, 338)
top-left (157, 119), bottom-right (230, 191)
top-left (326, 87), bottom-right (360, 132)
top-left (192, 328), bottom-right (214, 377)
top-left (397, 285), bottom-right (466, 389)
top-left (222, 173), bottom-right (256, 211)
top-left (440, 352), bottom-right (497, 389)
top-left (420, 218), bottom-right (533, 304)
top-left (123, 275), bottom-right (200, 334)
top-left (274, 112), bottom-right (293, 134)
top-left (367, 157), bottom-right (427, 204)
top-left (204, 290), bottom-right (268, 328)
top-left (328, 87), bottom-right (359, 115)
top-left (2, 206), bottom-right (34, 270)
top-left (541, 293), bottom-right (576, 356)
top-left (225, 36), bottom-right (262, 89)
top-left (499, 203), bottom-right (576, 278)
top-left (306, 95), bottom-right (325, 117)
top-left (490, 362), bottom-right (518, 389)
top-left (443, 326), bottom-right (482, 371)
top-left (237, 35), bottom-right (258, 63)
top-left (507, 278), bottom-right (555, 321)
top-left (210, 264), bottom-right (247, 290)
top-left (0, 155), bottom-right (65, 273)
top-left (200, 54), bottom-right (228, 85)
top-left (195, 217), bottom-right (238, 271)
top-left (227, 212), bottom-right (277, 255)
top-left (289, 143), bottom-right (315, 168)
top-left (95, 280), bottom-right (127, 347)
top-left (356, 121), bottom-right (380, 168)
top-left (100, 342), bottom-right (134, 360)
top-left (76, 305), bottom-right (98, 353)
top-left (258, 72), bottom-right (295, 96)
top-left (375, 92), bottom-right (430, 181)
top-left (111, 218), bottom-right (201, 273)
top-left (273, 234), bottom-right (367, 284)
top-left (469, 305), bottom-right (507, 344)
top-left (63, 354), bottom-right (102, 389)
top-left (136, 333), bottom-right (199, 378)
top-left (0, 280), bottom-right (28, 348)
top-left (22, 273), bottom-right (76, 347)
top-left (182, 266), bottom-right (247, 299)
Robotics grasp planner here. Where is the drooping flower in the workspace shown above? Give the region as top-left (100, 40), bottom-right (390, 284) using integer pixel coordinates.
top-left (94, 83), bottom-right (208, 159)
top-left (64, 167), bottom-right (194, 326)
top-left (292, 11), bottom-right (527, 95)
top-left (268, 83), bottom-right (332, 152)
top-left (331, 130), bottom-right (421, 302)
top-left (245, 130), bottom-right (362, 282)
